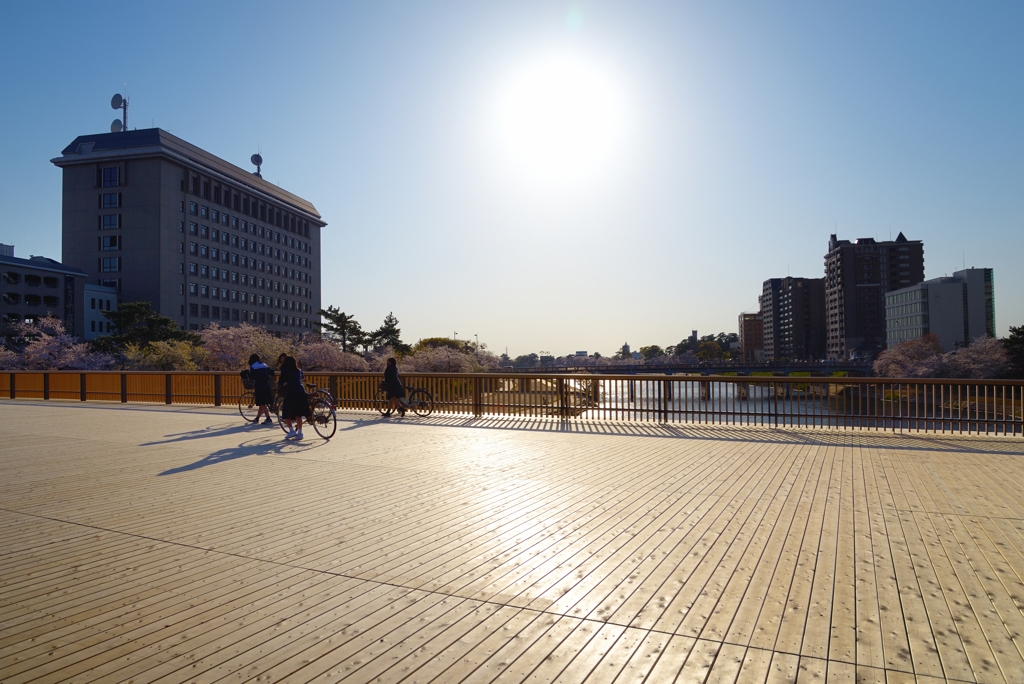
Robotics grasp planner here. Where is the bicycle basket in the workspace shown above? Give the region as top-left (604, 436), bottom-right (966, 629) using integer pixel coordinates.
top-left (239, 369), bottom-right (254, 390)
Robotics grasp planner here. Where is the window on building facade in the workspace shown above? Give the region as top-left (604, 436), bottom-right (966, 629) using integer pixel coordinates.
top-left (211, 228), bottom-right (219, 241)
top-left (100, 214), bottom-right (120, 230)
top-left (43, 277), bottom-right (59, 288)
top-left (100, 257), bottom-right (121, 272)
top-left (102, 167), bottom-right (119, 187)
top-left (200, 265), bottom-right (208, 277)
top-left (24, 274), bottom-right (41, 286)
top-left (201, 305), bottom-right (209, 317)
top-left (43, 296), bottom-right (58, 308)
top-left (101, 235), bottom-right (120, 251)
top-left (102, 193), bottom-right (121, 208)
top-left (2, 272), bottom-right (20, 284)
top-left (2, 293), bottom-right (19, 305)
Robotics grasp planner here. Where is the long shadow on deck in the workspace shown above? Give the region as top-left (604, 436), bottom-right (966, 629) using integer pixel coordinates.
top-left (157, 436), bottom-right (328, 475)
top-left (363, 412), bottom-right (1024, 457)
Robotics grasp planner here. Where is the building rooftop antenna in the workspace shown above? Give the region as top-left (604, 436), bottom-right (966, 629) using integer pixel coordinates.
top-left (109, 92), bottom-right (128, 133)
top-left (251, 152), bottom-right (263, 178)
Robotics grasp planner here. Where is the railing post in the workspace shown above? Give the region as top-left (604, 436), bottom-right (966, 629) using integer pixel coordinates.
top-left (120, 373), bottom-right (127, 403)
top-left (557, 377), bottom-right (566, 419)
top-left (330, 375), bottom-right (339, 407)
top-left (661, 379), bottom-right (670, 423)
top-left (80, 373), bottom-right (87, 401)
top-left (472, 376), bottom-right (482, 417)
top-left (214, 374), bottom-right (222, 407)
top-left (43, 373), bottom-right (50, 400)
top-left (9, 373), bottom-right (15, 399)
top-left (165, 374), bottom-right (173, 404)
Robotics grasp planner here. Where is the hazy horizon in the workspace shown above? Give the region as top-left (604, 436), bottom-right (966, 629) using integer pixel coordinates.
top-left (2, 1), bottom-right (1021, 357)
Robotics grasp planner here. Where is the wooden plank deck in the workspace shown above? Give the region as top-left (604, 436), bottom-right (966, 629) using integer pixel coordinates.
top-left (2, 401), bottom-right (1024, 683)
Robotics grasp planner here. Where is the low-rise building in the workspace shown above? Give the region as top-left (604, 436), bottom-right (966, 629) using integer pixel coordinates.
top-left (0, 247), bottom-right (86, 335)
top-left (83, 283), bottom-right (119, 340)
top-left (885, 268), bottom-right (995, 352)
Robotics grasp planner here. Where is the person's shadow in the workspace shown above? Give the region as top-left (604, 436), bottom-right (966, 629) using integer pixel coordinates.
top-left (157, 436), bottom-right (322, 475)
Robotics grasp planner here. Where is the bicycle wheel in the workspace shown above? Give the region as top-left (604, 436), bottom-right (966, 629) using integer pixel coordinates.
top-left (274, 396), bottom-right (290, 433)
top-left (239, 391), bottom-right (259, 422)
top-left (409, 389), bottom-right (433, 417)
top-left (310, 399), bottom-right (337, 439)
top-left (374, 389), bottom-right (391, 416)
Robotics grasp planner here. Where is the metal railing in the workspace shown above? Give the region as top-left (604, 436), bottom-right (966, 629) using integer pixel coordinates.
top-left (3, 371), bottom-right (1022, 436)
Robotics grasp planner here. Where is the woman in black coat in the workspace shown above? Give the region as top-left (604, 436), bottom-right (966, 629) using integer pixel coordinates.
top-left (383, 357), bottom-right (406, 417)
top-left (248, 354), bottom-right (275, 425)
top-left (278, 355), bottom-right (311, 439)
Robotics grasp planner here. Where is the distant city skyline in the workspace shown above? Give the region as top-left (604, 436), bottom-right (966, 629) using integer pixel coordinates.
top-left (1, 1), bottom-right (1021, 356)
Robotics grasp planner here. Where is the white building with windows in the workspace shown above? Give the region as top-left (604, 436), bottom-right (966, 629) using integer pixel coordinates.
top-left (83, 283), bottom-right (119, 341)
top-left (885, 268), bottom-right (995, 352)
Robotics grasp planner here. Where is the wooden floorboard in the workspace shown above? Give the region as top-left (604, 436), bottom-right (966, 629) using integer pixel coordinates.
top-left (1, 400), bottom-right (1024, 683)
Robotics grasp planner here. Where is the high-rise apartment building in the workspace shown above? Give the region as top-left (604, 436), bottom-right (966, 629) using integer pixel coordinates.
top-left (757, 277), bottom-right (825, 361)
top-left (885, 268), bottom-right (995, 352)
top-left (759, 278), bottom-right (782, 360)
top-left (51, 129), bottom-right (326, 334)
top-left (825, 232), bottom-right (924, 360)
top-left (776, 277), bottom-right (826, 361)
top-left (737, 312), bottom-right (764, 362)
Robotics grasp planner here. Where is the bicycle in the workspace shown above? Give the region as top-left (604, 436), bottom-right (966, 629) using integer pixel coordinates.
top-left (274, 382), bottom-right (337, 439)
top-left (238, 370), bottom-right (269, 423)
top-left (374, 384), bottom-right (434, 418)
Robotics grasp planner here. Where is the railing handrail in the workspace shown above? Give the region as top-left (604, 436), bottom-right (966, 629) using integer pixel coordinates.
top-left (4, 369), bottom-right (1023, 387)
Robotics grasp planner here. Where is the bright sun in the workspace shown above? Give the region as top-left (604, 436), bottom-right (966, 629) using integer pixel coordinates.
top-left (489, 51), bottom-right (627, 187)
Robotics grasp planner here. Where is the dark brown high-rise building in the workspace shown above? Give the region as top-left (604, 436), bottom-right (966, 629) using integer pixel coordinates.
top-left (737, 312), bottom-right (764, 362)
top-left (776, 277), bottom-right (826, 361)
top-left (758, 277), bottom-right (825, 361)
top-left (825, 232), bottom-right (924, 360)
top-left (759, 278), bottom-right (782, 360)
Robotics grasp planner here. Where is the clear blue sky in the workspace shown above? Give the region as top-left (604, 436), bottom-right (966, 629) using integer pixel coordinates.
top-left (2, 1), bottom-right (1021, 357)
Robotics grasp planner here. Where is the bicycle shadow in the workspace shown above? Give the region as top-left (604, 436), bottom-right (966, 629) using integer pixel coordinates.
top-left (157, 436), bottom-right (324, 475)
top-left (141, 422), bottom-right (272, 446)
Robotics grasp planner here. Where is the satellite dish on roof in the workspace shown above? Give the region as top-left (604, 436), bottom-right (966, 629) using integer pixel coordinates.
top-left (251, 153), bottom-right (263, 178)
top-left (109, 92), bottom-right (128, 132)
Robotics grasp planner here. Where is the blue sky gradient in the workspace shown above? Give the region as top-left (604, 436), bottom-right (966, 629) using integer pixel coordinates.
top-left (2, 1), bottom-right (1021, 356)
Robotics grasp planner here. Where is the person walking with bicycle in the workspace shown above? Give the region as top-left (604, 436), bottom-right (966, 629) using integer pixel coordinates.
top-left (383, 357), bottom-right (406, 417)
top-left (278, 355), bottom-right (311, 439)
top-left (248, 354), bottom-right (275, 425)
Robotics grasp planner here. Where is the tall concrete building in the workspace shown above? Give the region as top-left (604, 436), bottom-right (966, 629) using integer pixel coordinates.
top-left (737, 312), bottom-right (764, 362)
top-left (757, 277), bottom-right (825, 361)
top-left (825, 232), bottom-right (924, 360)
top-left (885, 268), bottom-right (995, 352)
top-left (776, 277), bottom-right (826, 361)
top-left (51, 129), bottom-right (326, 334)
top-left (759, 278), bottom-right (782, 360)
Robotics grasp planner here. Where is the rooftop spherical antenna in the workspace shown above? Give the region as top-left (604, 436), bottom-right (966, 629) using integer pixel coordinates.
top-left (111, 93), bottom-right (123, 110)
top-left (251, 153), bottom-right (263, 178)
top-left (110, 119), bottom-right (123, 133)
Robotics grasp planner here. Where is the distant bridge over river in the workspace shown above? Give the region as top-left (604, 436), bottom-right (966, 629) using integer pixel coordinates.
top-left (500, 361), bottom-right (875, 377)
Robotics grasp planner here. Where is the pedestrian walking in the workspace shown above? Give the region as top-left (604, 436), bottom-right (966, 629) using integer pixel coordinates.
top-left (278, 355), bottom-right (311, 440)
top-left (383, 357), bottom-right (406, 417)
top-left (248, 354), bottom-right (275, 425)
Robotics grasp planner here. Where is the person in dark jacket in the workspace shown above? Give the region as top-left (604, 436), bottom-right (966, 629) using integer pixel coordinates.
top-left (248, 353), bottom-right (275, 425)
top-left (278, 355), bottom-right (311, 439)
top-left (383, 357), bottom-right (406, 417)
